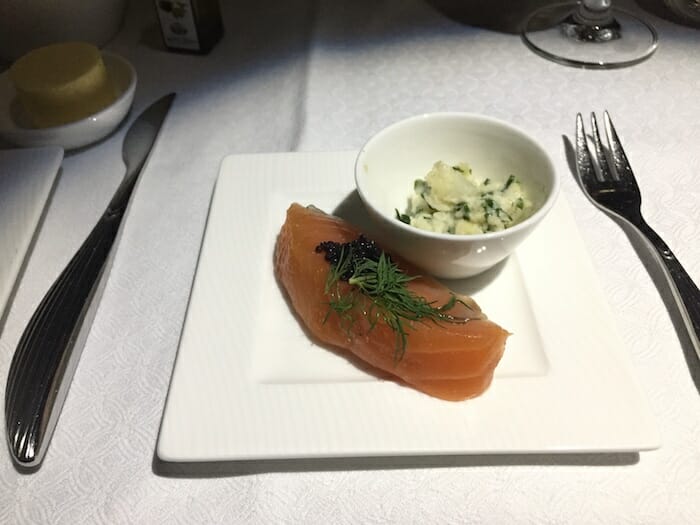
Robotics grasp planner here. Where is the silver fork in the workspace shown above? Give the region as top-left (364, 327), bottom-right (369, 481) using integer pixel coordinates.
top-left (575, 111), bottom-right (700, 362)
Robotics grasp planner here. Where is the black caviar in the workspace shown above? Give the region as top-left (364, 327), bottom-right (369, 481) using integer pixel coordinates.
top-left (315, 235), bottom-right (384, 281)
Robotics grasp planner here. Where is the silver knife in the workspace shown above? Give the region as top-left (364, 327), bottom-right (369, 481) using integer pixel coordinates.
top-left (5, 93), bottom-right (176, 468)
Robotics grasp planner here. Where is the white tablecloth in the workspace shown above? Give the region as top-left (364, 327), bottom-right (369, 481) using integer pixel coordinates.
top-left (2, 1), bottom-right (700, 523)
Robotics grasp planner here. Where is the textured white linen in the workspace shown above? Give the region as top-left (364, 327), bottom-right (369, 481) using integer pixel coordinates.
top-left (1, 1), bottom-right (699, 523)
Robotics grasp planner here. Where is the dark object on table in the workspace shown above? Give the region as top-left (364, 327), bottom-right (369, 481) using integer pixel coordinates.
top-left (154, 0), bottom-right (223, 53)
top-left (638, 0), bottom-right (700, 28)
top-left (427, 0), bottom-right (553, 33)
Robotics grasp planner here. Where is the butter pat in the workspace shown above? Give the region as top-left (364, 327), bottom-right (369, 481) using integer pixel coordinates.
top-left (9, 42), bottom-right (117, 128)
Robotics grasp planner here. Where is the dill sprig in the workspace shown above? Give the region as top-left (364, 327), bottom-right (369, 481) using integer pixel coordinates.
top-left (316, 237), bottom-right (472, 361)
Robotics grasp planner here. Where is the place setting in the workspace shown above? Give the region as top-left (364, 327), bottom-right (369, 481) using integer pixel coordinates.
top-left (2, 33), bottom-right (695, 472)
top-left (2, 0), bottom-right (700, 522)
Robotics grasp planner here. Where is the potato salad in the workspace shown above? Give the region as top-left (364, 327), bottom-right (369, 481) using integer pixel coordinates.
top-left (396, 161), bottom-right (534, 235)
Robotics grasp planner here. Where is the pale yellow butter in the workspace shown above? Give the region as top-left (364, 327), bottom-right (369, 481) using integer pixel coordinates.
top-left (10, 42), bottom-right (117, 128)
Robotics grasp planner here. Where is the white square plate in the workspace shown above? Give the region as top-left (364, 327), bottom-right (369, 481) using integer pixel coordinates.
top-left (157, 151), bottom-right (659, 463)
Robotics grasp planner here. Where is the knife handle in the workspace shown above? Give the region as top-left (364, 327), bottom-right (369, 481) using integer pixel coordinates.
top-left (5, 212), bottom-right (122, 467)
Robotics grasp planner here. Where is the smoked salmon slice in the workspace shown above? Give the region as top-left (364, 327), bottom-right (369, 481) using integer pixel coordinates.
top-left (274, 203), bottom-right (509, 401)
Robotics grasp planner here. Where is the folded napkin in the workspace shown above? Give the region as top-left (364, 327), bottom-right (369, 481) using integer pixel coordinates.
top-left (0, 146), bottom-right (62, 328)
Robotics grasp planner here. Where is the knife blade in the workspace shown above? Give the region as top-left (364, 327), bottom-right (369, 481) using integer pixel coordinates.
top-left (5, 93), bottom-right (176, 468)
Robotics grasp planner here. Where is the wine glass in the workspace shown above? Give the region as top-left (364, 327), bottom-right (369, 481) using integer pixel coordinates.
top-left (521, 0), bottom-right (658, 69)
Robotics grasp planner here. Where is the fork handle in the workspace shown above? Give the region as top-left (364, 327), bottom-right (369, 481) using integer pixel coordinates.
top-left (634, 218), bottom-right (700, 361)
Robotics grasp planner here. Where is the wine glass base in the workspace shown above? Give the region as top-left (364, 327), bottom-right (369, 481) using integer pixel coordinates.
top-left (521, 3), bottom-right (658, 69)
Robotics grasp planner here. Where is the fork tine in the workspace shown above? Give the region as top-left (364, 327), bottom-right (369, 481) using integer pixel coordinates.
top-left (575, 113), bottom-right (600, 193)
top-left (590, 113), bottom-right (614, 181)
top-left (604, 111), bottom-right (635, 182)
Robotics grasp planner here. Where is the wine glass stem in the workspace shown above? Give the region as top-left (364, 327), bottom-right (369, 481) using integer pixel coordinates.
top-left (575, 0), bottom-right (614, 25)
top-left (563, 0), bottom-right (620, 42)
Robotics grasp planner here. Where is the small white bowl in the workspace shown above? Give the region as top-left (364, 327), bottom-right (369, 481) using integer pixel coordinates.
top-left (0, 51), bottom-right (137, 150)
top-left (355, 113), bottom-right (559, 279)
